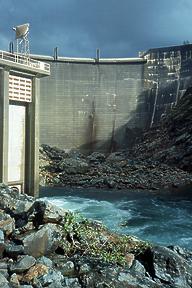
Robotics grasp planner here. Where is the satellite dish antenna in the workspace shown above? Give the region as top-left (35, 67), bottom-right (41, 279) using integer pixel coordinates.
top-left (12, 23), bottom-right (30, 60)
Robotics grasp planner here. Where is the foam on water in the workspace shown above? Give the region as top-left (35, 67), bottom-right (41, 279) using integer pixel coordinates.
top-left (40, 187), bottom-right (192, 249)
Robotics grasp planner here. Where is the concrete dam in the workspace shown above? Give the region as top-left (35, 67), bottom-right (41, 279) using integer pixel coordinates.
top-left (36, 44), bottom-right (192, 152)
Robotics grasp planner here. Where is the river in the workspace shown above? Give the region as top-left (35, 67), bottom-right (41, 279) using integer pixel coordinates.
top-left (40, 186), bottom-right (192, 250)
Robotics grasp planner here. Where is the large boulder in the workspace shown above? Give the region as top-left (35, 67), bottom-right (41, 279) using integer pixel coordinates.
top-left (22, 223), bottom-right (62, 257)
top-left (10, 255), bottom-right (36, 273)
top-left (0, 185), bottom-right (34, 216)
top-left (0, 210), bottom-right (15, 236)
top-left (22, 264), bottom-right (49, 283)
top-left (152, 245), bottom-right (192, 287)
top-left (32, 200), bottom-right (67, 225)
top-left (0, 272), bottom-right (9, 288)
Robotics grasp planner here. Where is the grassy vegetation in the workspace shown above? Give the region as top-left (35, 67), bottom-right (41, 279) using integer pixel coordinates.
top-left (61, 212), bottom-right (150, 266)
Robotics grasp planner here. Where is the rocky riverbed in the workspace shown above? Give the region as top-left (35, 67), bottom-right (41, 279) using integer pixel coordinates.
top-left (131, 86), bottom-right (192, 172)
top-left (39, 144), bottom-right (192, 190)
top-left (1, 184), bottom-right (192, 288)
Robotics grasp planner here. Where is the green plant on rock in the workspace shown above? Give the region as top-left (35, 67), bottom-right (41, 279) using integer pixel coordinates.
top-left (61, 212), bottom-right (150, 266)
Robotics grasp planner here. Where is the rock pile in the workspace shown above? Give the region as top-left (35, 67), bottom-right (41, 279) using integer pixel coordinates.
top-left (132, 87), bottom-right (192, 172)
top-left (40, 144), bottom-right (192, 190)
top-left (1, 184), bottom-right (192, 287)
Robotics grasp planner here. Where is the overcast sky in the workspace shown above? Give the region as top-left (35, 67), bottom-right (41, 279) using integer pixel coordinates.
top-left (1, 0), bottom-right (192, 58)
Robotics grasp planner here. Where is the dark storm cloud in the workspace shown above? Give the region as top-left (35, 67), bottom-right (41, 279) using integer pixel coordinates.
top-left (1, 0), bottom-right (192, 57)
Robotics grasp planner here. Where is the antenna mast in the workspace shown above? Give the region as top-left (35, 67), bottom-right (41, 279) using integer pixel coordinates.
top-left (12, 23), bottom-right (30, 60)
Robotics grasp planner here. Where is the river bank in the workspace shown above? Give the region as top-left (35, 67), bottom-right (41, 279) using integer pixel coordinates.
top-left (39, 144), bottom-right (192, 190)
top-left (1, 184), bottom-right (192, 287)
top-left (40, 186), bottom-right (192, 250)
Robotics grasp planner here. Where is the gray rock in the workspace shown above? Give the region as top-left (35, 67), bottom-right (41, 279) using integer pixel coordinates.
top-left (0, 211), bottom-right (15, 236)
top-left (0, 261), bottom-right (8, 269)
top-left (152, 245), bottom-right (192, 287)
top-left (10, 255), bottom-right (36, 273)
top-left (0, 272), bottom-right (9, 287)
top-left (61, 261), bottom-right (75, 276)
top-left (0, 188), bottom-right (34, 215)
top-left (104, 177), bottom-right (116, 188)
top-left (63, 277), bottom-right (80, 287)
top-left (0, 261), bottom-right (8, 279)
top-left (39, 270), bottom-right (64, 286)
top-left (59, 158), bottom-right (88, 174)
top-left (118, 272), bottom-right (134, 282)
top-left (0, 262), bottom-right (8, 278)
top-left (118, 271), bottom-right (161, 288)
top-left (79, 263), bottom-right (91, 274)
top-left (87, 152), bottom-right (105, 163)
top-left (106, 152), bottom-right (126, 162)
top-left (0, 230), bottom-right (5, 257)
top-left (37, 256), bottom-right (53, 268)
top-left (10, 273), bottom-right (20, 288)
top-left (0, 269), bottom-right (8, 279)
top-left (22, 223), bottom-right (62, 257)
top-left (130, 260), bottom-right (146, 276)
top-left (5, 243), bottom-right (24, 258)
top-left (47, 283), bottom-right (65, 288)
top-left (33, 200), bottom-right (67, 224)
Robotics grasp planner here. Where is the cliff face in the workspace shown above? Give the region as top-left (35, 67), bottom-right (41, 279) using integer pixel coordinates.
top-left (132, 87), bottom-right (192, 172)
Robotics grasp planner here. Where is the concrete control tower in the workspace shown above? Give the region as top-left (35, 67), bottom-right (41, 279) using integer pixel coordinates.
top-left (0, 48), bottom-right (50, 197)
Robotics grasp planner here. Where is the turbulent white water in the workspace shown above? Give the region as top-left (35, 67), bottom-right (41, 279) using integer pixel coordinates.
top-left (40, 187), bottom-right (192, 249)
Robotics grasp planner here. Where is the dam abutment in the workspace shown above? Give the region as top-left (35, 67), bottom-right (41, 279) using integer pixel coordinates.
top-left (35, 44), bottom-right (192, 152)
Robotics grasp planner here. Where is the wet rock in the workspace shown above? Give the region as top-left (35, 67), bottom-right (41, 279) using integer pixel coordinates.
top-left (10, 255), bottom-right (36, 273)
top-left (22, 223), bottom-right (62, 257)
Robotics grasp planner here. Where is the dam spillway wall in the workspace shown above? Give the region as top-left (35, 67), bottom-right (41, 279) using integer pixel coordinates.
top-left (36, 44), bottom-right (192, 152)
top-left (39, 58), bottom-right (149, 151)
top-left (143, 44), bottom-right (192, 125)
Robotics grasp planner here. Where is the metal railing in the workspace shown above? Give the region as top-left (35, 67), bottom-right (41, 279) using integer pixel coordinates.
top-left (0, 50), bottom-right (50, 73)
